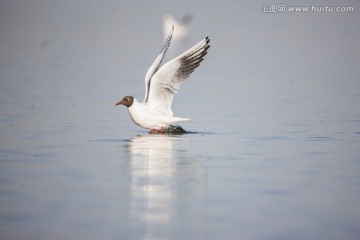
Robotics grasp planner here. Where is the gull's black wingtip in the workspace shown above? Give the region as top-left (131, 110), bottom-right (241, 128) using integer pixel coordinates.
top-left (205, 37), bottom-right (210, 50)
top-left (205, 36), bottom-right (210, 45)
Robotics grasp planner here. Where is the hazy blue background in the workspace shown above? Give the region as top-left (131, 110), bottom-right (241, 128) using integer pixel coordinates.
top-left (1, 1), bottom-right (360, 239)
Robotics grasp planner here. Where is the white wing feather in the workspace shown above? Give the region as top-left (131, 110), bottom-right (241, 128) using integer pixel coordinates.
top-left (147, 36), bottom-right (210, 116)
top-left (143, 26), bottom-right (174, 102)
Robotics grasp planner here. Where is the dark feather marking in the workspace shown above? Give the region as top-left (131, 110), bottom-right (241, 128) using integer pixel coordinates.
top-left (173, 39), bottom-right (210, 81)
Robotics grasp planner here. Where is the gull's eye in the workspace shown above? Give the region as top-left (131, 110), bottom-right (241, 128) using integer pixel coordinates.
top-left (124, 97), bottom-right (129, 101)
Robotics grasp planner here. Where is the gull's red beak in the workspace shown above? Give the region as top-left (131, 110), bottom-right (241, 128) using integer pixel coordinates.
top-left (115, 101), bottom-right (122, 106)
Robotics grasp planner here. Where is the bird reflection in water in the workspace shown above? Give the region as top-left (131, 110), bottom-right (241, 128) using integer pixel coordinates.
top-left (125, 134), bottom-right (205, 236)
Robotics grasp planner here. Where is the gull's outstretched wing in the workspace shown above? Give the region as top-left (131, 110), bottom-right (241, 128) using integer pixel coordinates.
top-left (143, 26), bottom-right (174, 102)
top-left (147, 36), bottom-right (210, 116)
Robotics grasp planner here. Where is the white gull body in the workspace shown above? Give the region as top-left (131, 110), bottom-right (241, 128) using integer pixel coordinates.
top-left (116, 26), bottom-right (210, 130)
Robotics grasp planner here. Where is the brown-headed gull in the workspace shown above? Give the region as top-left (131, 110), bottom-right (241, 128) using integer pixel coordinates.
top-left (115, 26), bottom-right (210, 133)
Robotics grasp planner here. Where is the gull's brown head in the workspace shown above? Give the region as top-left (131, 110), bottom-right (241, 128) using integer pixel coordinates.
top-left (115, 96), bottom-right (134, 108)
